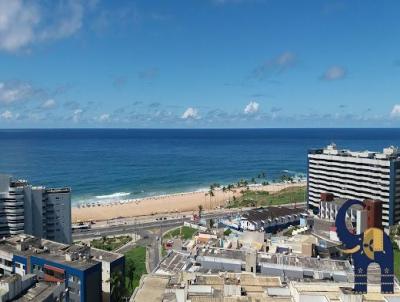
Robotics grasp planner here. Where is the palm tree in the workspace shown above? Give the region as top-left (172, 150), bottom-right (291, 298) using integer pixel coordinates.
top-left (198, 204), bottom-right (203, 219)
top-left (221, 186), bottom-right (227, 207)
top-left (208, 188), bottom-right (215, 209)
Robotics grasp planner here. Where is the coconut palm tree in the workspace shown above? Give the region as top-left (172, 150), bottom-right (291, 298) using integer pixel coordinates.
top-left (198, 204), bottom-right (203, 219)
top-left (221, 186), bottom-right (227, 207)
top-left (208, 188), bottom-right (215, 209)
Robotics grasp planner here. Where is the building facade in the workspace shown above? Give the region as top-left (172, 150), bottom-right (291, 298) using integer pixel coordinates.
top-left (307, 144), bottom-right (400, 226)
top-left (0, 174), bottom-right (72, 244)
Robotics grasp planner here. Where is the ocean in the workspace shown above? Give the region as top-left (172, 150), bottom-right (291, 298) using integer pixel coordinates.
top-left (1, 128), bottom-right (400, 206)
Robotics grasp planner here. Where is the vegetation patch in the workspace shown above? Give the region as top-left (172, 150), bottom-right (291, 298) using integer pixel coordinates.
top-left (91, 235), bottom-right (131, 251)
top-left (124, 246), bottom-right (147, 296)
top-left (163, 226), bottom-right (198, 240)
top-left (395, 250), bottom-right (400, 280)
top-left (227, 186), bottom-right (306, 208)
top-left (224, 229), bottom-right (232, 236)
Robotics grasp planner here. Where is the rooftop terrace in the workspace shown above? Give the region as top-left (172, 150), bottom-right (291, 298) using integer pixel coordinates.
top-left (0, 234), bottom-right (121, 271)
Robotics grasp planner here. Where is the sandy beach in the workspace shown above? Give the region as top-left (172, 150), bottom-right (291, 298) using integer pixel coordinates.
top-left (72, 181), bottom-right (306, 223)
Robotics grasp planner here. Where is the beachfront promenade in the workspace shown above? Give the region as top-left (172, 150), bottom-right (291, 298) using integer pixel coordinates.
top-left (72, 181), bottom-right (306, 223)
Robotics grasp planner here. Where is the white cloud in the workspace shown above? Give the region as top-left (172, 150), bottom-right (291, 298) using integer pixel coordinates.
top-left (0, 110), bottom-right (13, 120)
top-left (72, 109), bottom-right (83, 123)
top-left (0, 0), bottom-right (39, 52)
top-left (391, 105), bottom-right (400, 118)
top-left (0, 81), bottom-right (33, 104)
top-left (98, 113), bottom-right (110, 122)
top-left (321, 66), bottom-right (347, 81)
top-left (0, 0), bottom-right (86, 53)
top-left (181, 107), bottom-right (199, 119)
top-left (244, 101), bottom-right (260, 114)
top-left (41, 99), bottom-right (56, 109)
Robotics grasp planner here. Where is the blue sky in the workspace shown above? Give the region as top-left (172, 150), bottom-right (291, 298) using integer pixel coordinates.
top-left (0, 0), bottom-right (400, 128)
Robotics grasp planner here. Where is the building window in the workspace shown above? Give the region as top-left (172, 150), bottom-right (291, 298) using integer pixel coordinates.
top-left (69, 275), bottom-right (81, 285)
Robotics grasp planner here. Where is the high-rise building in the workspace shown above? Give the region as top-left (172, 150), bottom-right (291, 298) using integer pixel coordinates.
top-left (307, 144), bottom-right (400, 226)
top-left (0, 174), bottom-right (72, 243)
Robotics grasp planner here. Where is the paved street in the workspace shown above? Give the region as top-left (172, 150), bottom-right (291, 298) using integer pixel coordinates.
top-left (72, 209), bottom-right (247, 240)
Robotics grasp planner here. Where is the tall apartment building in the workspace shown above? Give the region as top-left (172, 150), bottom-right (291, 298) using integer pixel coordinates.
top-left (307, 144), bottom-right (400, 226)
top-left (0, 174), bottom-right (72, 243)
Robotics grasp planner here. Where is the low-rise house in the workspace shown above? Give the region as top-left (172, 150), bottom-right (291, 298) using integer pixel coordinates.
top-left (240, 207), bottom-right (305, 233)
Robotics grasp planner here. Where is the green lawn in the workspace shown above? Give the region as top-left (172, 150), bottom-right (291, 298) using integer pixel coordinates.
top-left (395, 250), bottom-right (400, 280)
top-left (163, 226), bottom-right (197, 240)
top-left (227, 186), bottom-right (306, 208)
top-left (125, 246), bottom-right (147, 296)
top-left (91, 235), bottom-right (131, 251)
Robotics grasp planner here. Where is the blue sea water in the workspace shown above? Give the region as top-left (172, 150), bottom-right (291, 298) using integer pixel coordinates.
top-left (1, 128), bottom-right (400, 205)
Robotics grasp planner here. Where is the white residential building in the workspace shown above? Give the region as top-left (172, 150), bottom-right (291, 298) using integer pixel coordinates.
top-left (307, 144), bottom-right (400, 226)
top-left (0, 174), bottom-right (72, 243)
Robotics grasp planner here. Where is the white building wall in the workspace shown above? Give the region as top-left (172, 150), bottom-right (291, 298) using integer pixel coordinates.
top-left (308, 147), bottom-right (394, 226)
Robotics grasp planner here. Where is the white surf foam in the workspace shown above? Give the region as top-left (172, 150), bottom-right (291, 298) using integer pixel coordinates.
top-left (95, 192), bottom-right (131, 199)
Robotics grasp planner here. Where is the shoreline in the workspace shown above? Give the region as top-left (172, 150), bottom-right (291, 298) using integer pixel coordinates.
top-left (71, 181), bottom-right (306, 223)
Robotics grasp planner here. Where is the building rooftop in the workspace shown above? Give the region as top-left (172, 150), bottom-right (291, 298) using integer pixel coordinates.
top-left (133, 270), bottom-right (400, 302)
top-left (91, 247), bottom-right (124, 262)
top-left (290, 281), bottom-right (400, 302)
top-left (133, 275), bottom-right (170, 302)
top-left (197, 247), bottom-right (245, 261)
top-left (0, 234), bottom-right (121, 271)
top-left (257, 252), bottom-right (352, 273)
top-left (133, 272), bottom-right (285, 302)
top-left (309, 143), bottom-right (400, 160)
top-left (16, 281), bottom-right (64, 302)
top-left (156, 251), bottom-right (191, 275)
top-left (242, 206), bottom-right (305, 224)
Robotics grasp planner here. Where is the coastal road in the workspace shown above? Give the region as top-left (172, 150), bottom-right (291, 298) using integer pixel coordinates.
top-left (72, 204), bottom-right (306, 241)
top-left (72, 210), bottom-right (246, 240)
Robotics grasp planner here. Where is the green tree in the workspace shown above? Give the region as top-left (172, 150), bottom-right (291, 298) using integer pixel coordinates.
top-left (198, 204), bottom-right (203, 218)
top-left (110, 270), bottom-right (124, 301)
top-left (208, 188), bottom-right (215, 209)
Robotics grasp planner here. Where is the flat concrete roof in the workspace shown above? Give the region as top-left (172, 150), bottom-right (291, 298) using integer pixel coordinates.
top-left (0, 235), bottom-right (119, 271)
top-left (134, 275), bottom-right (170, 302)
top-left (258, 253), bottom-right (352, 272)
top-left (90, 247), bottom-right (124, 263)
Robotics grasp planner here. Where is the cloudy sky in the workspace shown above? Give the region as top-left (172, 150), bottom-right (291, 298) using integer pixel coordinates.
top-left (0, 0), bottom-right (400, 128)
